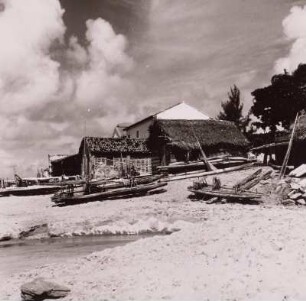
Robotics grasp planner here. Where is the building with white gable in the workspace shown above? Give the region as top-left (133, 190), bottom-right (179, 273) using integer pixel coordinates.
top-left (124, 102), bottom-right (210, 139)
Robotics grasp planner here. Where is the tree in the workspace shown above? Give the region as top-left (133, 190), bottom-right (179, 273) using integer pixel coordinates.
top-left (251, 64), bottom-right (306, 135)
top-left (218, 85), bottom-right (243, 128)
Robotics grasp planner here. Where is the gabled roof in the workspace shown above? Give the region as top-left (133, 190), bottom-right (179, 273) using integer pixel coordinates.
top-left (149, 119), bottom-right (249, 151)
top-left (79, 137), bottom-right (150, 155)
top-left (156, 102), bottom-right (210, 120)
top-left (112, 123), bottom-right (130, 138)
top-left (125, 102), bottom-right (210, 130)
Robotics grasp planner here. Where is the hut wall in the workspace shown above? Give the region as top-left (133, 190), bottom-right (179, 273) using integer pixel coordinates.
top-left (86, 154), bottom-right (152, 179)
top-left (51, 154), bottom-right (81, 177)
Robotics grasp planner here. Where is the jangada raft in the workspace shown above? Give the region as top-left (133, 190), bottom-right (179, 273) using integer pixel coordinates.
top-left (51, 176), bottom-right (167, 205)
top-left (188, 174), bottom-right (263, 204)
top-left (0, 185), bottom-right (62, 197)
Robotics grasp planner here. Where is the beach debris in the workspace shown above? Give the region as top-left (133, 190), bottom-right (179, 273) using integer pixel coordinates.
top-left (21, 278), bottom-right (70, 301)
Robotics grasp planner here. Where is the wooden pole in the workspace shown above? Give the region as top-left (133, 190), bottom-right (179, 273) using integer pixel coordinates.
top-left (191, 127), bottom-right (217, 171)
top-left (279, 112), bottom-right (299, 179)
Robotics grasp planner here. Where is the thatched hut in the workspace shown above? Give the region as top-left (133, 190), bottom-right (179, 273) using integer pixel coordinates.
top-left (79, 137), bottom-right (152, 179)
top-left (49, 154), bottom-right (81, 177)
top-left (148, 119), bottom-right (249, 167)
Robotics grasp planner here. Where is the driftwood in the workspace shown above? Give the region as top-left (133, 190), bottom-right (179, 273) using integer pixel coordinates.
top-left (166, 163), bottom-right (254, 182)
top-left (233, 169), bottom-right (262, 190)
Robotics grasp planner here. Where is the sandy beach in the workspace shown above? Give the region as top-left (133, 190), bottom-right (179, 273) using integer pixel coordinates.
top-left (1, 167), bottom-right (306, 300)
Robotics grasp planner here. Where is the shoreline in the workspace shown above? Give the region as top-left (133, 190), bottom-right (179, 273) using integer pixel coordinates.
top-left (2, 167), bottom-right (306, 300)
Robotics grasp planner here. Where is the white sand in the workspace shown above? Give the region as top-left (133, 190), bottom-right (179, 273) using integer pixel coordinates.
top-left (2, 167), bottom-right (306, 300)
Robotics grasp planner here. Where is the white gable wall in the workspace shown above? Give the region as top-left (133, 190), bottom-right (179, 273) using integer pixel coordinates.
top-left (156, 102), bottom-right (210, 120)
top-left (125, 102), bottom-right (210, 139)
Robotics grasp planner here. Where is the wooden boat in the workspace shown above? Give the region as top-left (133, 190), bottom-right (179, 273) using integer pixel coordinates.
top-left (0, 185), bottom-right (61, 197)
top-left (157, 157), bottom-right (255, 173)
top-left (52, 181), bottom-right (167, 205)
top-left (52, 174), bottom-right (165, 196)
top-left (188, 187), bottom-right (262, 201)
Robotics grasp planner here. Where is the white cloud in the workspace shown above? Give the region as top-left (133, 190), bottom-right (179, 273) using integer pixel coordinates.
top-left (274, 5), bottom-right (306, 73)
top-left (0, 0), bottom-right (134, 177)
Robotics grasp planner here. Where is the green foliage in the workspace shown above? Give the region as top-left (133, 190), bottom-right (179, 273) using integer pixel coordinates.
top-left (251, 64), bottom-right (306, 133)
top-left (218, 85), bottom-right (243, 128)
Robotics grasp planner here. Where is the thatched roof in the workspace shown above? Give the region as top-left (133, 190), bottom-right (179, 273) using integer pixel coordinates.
top-left (79, 137), bottom-right (150, 155)
top-left (150, 119), bottom-right (249, 151)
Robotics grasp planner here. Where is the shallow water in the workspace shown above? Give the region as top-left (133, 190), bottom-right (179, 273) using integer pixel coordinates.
top-left (0, 235), bottom-right (151, 277)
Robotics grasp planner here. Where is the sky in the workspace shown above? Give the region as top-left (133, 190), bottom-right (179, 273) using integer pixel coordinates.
top-left (0, 0), bottom-right (306, 177)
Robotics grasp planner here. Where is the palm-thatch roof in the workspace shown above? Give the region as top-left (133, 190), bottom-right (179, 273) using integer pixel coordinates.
top-left (79, 137), bottom-right (150, 156)
top-left (149, 119), bottom-right (249, 151)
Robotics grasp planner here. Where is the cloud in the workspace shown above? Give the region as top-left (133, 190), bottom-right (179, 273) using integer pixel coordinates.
top-left (274, 5), bottom-right (306, 73)
top-left (0, 0), bottom-right (134, 177)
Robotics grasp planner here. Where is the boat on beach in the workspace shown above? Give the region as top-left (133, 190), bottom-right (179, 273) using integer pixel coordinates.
top-left (52, 181), bottom-right (167, 205)
top-left (0, 185), bottom-right (62, 197)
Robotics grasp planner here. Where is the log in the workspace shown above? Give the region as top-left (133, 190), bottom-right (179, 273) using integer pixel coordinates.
top-left (165, 163), bottom-right (254, 182)
top-left (233, 169), bottom-right (262, 190)
top-left (241, 170), bottom-right (273, 190)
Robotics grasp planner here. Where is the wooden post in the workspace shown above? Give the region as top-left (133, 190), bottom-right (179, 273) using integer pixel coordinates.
top-left (279, 112), bottom-right (300, 179)
top-left (191, 126), bottom-right (217, 171)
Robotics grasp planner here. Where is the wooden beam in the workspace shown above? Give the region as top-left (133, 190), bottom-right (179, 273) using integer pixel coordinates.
top-left (251, 141), bottom-right (288, 151)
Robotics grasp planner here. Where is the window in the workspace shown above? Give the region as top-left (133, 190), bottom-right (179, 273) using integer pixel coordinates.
top-left (136, 130), bottom-right (139, 138)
